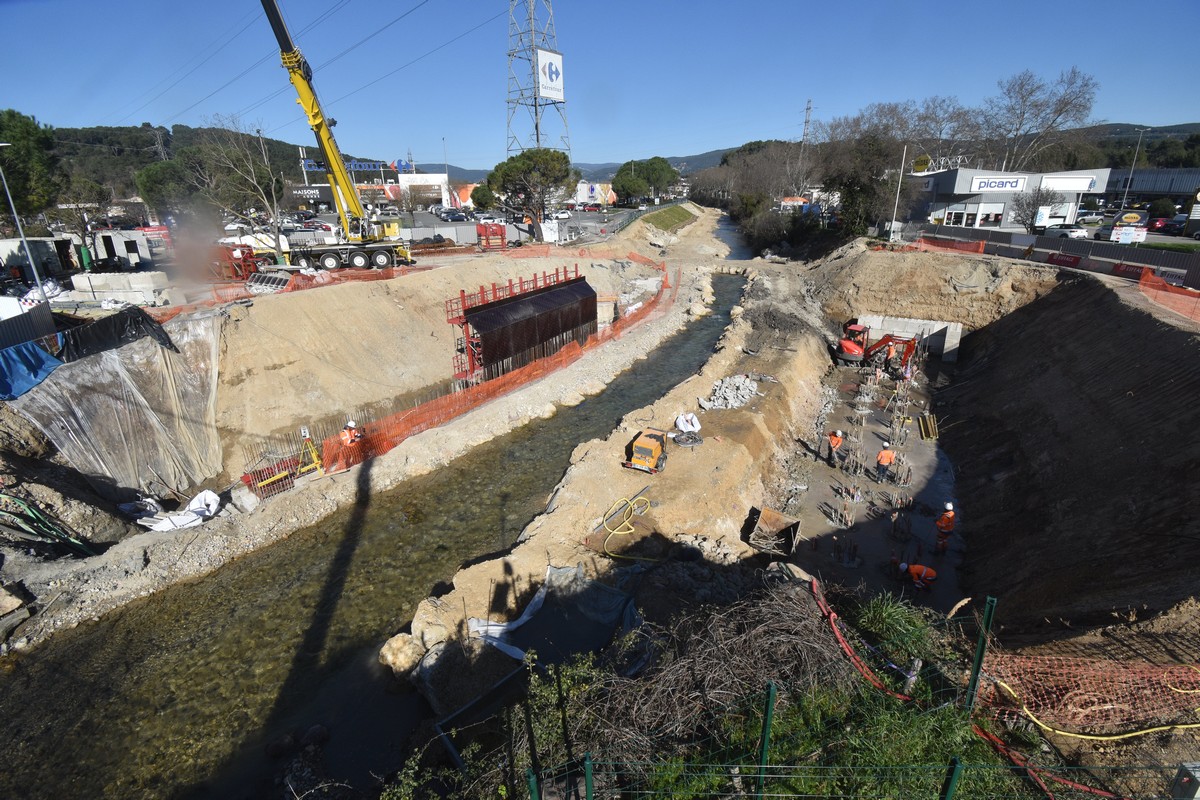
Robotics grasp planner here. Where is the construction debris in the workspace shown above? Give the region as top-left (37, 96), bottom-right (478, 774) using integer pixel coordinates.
top-left (697, 374), bottom-right (759, 410)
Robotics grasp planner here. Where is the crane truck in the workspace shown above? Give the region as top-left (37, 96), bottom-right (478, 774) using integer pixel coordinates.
top-left (260, 0), bottom-right (412, 271)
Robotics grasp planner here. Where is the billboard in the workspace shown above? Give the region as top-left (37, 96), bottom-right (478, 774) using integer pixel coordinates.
top-left (970, 175), bottom-right (1026, 193)
top-left (536, 48), bottom-right (564, 102)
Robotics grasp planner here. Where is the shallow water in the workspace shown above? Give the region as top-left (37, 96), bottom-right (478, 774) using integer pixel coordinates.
top-left (0, 269), bottom-right (748, 799)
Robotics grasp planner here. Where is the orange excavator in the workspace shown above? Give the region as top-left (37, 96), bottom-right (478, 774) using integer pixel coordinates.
top-left (834, 321), bottom-right (919, 369)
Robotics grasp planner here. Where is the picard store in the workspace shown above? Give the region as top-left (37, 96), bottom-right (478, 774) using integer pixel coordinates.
top-left (919, 168), bottom-right (1111, 231)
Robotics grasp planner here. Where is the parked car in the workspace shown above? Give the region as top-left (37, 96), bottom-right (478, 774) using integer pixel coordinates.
top-left (302, 220), bottom-right (333, 231)
top-left (1043, 223), bottom-right (1089, 239)
top-left (1147, 218), bottom-right (1170, 231)
top-left (637, 204), bottom-right (648, 211)
top-left (583, 203), bottom-right (602, 212)
top-left (1075, 211), bottom-right (1104, 224)
top-left (551, 209), bottom-right (571, 220)
top-left (444, 212), bottom-right (467, 222)
top-left (476, 214), bottom-right (503, 224)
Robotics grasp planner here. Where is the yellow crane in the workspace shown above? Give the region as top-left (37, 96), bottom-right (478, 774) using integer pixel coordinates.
top-left (260, 0), bottom-right (412, 270)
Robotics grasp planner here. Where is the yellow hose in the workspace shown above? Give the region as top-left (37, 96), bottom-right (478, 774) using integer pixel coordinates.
top-left (601, 497), bottom-right (661, 562)
top-left (993, 677), bottom-right (1200, 741)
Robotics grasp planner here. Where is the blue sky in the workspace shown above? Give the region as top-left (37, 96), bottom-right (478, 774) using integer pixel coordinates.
top-left (3, 0), bottom-right (1197, 170)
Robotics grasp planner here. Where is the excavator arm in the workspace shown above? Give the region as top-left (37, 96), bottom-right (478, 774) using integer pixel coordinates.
top-left (260, 0), bottom-right (367, 242)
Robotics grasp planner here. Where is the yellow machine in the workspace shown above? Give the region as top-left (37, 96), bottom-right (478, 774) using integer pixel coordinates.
top-left (260, 0), bottom-right (412, 270)
top-left (622, 429), bottom-right (668, 474)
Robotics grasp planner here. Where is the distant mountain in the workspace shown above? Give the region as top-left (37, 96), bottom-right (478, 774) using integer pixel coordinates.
top-left (413, 163), bottom-right (490, 183)
top-left (1079, 122), bottom-right (1200, 141)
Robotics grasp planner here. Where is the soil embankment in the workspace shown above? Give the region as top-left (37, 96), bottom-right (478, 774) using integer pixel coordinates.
top-left (935, 274), bottom-right (1200, 632)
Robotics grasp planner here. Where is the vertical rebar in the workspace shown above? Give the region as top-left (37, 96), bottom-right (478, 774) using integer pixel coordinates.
top-left (964, 597), bottom-right (997, 712)
top-left (584, 752), bottom-right (593, 800)
top-left (755, 682), bottom-right (777, 800)
top-left (939, 756), bottom-right (964, 800)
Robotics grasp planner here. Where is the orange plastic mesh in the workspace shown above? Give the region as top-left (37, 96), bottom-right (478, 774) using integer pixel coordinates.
top-left (979, 653), bottom-right (1200, 734)
top-left (1138, 271), bottom-right (1200, 322)
top-left (504, 244), bottom-right (552, 258)
top-left (900, 237), bottom-right (986, 254)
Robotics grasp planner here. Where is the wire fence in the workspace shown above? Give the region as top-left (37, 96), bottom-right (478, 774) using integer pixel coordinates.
top-left (527, 579), bottom-right (1194, 799)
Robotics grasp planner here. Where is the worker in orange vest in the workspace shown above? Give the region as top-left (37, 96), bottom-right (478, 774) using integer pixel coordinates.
top-left (825, 429), bottom-right (844, 467)
top-left (899, 562), bottom-right (937, 590)
top-left (340, 420), bottom-right (363, 447)
top-left (875, 442), bottom-right (896, 483)
top-left (935, 502), bottom-right (956, 554)
top-left (885, 341), bottom-right (896, 362)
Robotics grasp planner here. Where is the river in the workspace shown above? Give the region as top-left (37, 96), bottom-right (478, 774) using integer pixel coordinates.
top-left (0, 226), bottom-right (750, 799)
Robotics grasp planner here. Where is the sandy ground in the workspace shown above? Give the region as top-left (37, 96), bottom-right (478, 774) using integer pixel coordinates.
top-left (0, 205), bottom-right (733, 652)
top-left (3, 214), bottom-right (1200, 778)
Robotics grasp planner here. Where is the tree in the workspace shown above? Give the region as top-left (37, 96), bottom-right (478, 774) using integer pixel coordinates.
top-left (45, 177), bottom-right (111, 266)
top-left (136, 158), bottom-right (192, 219)
top-left (979, 67), bottom-right (1098, 171)
top-left (0, 109), bottom-right (61, 232)
top-left (486, 148), bottom-right (578, 241)
top-left (1147, 198), bottom-right (1177, 219)
top-left (180, 114), bottom-right (289, 261)
top-left (611, 164), bottom-right (649, 204)
top-left (470, 183), bottom-right (497, 210)
top-left (821, 131), bottom-right (914, 236)
top-left (1008, 186), bottom-right (1065, 233)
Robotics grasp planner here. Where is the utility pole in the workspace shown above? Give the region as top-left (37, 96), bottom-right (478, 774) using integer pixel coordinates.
top-left (1119, 127), bottom-right (1150, 212)
top-left (0, 143), bottom-right (49, 304)
top-left (889, 144), bottom-right (908, 242)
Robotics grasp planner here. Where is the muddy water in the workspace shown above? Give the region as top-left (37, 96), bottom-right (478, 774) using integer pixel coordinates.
top-left (0, 271), bottom-right (747, 800)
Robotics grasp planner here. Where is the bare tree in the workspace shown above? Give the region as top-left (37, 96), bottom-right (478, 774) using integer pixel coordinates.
top-left (1008, 186), bottom-right (1066, 233)
top-left (183, 114), bottom-right (288, 262)
top-left (979, 67), bottom-right (1098, 172)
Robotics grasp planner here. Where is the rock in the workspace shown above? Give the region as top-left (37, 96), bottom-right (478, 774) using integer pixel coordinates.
top-left (300, 724), bottom-right (330, 747)
top-left (379, 632), bottom-right (426, 677)
top-left (687, 303), bottom-right (709, 316)
top-left (729, 305), bottom-right (744, 318)
top-left (265, 731), bottom-right (297, 759)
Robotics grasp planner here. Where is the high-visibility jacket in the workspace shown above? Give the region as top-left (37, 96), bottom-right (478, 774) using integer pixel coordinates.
top-left (340, 427), bottom-right (361, 446)
top-left (828, 433), bottom-right (844, 452)
top-left (876, 448), bottom-right (896, 466)
top-left (907, 564), bottom-right (937, 588)
top-left (886, 343), bottom-right (896, 360)
top-left (935, 511), bottom-right (956, 534)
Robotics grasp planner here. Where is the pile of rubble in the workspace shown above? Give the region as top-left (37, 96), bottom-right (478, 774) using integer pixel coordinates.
top-left (698, 374), bottom-right (759, 410)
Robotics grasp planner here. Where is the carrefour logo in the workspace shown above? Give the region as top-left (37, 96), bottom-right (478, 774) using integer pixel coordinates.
top-left (542, 61), bottom-right (560, 83)
top-left (971, 176), bottom-right (1026, 192)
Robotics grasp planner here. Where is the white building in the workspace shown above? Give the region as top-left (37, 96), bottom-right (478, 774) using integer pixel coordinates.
top-left (916, 168), bottom-right (1111, 230)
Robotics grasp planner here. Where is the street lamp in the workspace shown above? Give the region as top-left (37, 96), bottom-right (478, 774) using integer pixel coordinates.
top-left (0, 143), bottom-right (49, 305)
top-left (1119, 127), bottom-right (1150, 212)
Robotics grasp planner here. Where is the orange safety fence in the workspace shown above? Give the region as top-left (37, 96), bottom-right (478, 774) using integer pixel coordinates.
top-left (316, 268), bottom-right (676, 477)
top-left (504, 243), bottom-right (552, 258)
top-left (978, 653), bottom-right (1200, 736)
top-left (1138, 270), bottom-right (1200, 323)
top-left (899, 236), bottom-right (986, 254)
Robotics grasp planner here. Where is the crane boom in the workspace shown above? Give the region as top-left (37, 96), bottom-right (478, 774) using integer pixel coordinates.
top-left (260, 0), bottom-right (366, 241)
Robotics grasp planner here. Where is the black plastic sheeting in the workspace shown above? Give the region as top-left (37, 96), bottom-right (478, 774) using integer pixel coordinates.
top-left (464, 277), bottom-right (596, 367)
top-left (56, 307), bottom-right (177, 363)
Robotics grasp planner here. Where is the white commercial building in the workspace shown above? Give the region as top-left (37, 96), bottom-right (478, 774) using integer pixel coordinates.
top-left (916, 168), bottom-right (1111, 230)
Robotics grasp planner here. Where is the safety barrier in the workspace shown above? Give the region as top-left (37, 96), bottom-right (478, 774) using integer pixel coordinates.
top-left (1138, 270), bottom-right (1200, 322)
top-left (241, 266), bottom-right (677, 495)
top-left (898, 236), bottom-right (987, 255)
top-left (528, 582), bottom-right (1185, 799)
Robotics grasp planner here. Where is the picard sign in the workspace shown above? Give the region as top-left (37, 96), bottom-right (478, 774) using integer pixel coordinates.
top-left (970, 175), bottom-right (1027, 192)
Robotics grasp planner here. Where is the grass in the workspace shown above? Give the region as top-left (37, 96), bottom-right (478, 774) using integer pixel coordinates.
top-left (1138, 241), bottom-right (1200, 253)
top-left (643, 204), bottom-right (696, 233)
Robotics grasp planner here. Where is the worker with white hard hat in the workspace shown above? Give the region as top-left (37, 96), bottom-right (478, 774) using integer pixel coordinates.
top-left (935, 502), bottom-right (956, 554)
top-left (898, 562), bottom-right (937, 590)
top-left (340, 419), bottom-right (363, 447)
top-left (875, 441), bottom-right (896, 483)
top-left (825, 429), bottom-right (845, 467)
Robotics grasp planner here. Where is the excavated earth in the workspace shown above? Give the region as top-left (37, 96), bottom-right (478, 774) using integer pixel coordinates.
top-left (2, 211), bottom-right (1200, 778)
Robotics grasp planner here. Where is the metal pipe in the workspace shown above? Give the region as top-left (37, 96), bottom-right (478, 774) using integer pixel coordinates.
top-left (0, 143), bottom-right (49, 304)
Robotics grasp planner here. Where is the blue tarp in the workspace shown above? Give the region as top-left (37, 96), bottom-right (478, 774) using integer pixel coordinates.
top-left (0, 340), bottom-right (62, 400)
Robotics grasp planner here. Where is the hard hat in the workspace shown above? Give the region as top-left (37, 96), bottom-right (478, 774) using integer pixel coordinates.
top-left (945, 502), bottom-right (954, 511)
top-left (347, 420), bottom-right (357, 428)
top-left (899, 563), bottom-right (908, 572)
top-left (882, 442), bottom-right (891, 448)
top-left (835, 430), bottom-right (843, 437)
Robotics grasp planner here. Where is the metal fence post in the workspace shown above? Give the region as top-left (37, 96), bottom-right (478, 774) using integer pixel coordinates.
top-left (964, 597), bottom-right (997, 713)
top-left (526, 768), bottom-right (539, 799)
top-left (584, 752), bottom-right (593, 800)
top-left (939, 756), bottom-right (964, 800)
top-left (755, 681), bottom-right (777, 800)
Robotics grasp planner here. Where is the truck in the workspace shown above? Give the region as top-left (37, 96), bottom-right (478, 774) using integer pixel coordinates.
top-left (260, 0), bottom-right (412, 271)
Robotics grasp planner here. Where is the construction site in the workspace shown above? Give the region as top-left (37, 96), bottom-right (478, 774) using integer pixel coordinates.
top-left (0, 198), bottom-right (1198, 797)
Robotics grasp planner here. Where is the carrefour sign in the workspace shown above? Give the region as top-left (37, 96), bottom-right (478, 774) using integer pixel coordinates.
top-left (970, 175), bottom-right (1026, 193)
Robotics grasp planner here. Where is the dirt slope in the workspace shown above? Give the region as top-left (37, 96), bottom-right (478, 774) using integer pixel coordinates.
top-left (935, 274), bottom-right (1200, 632)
